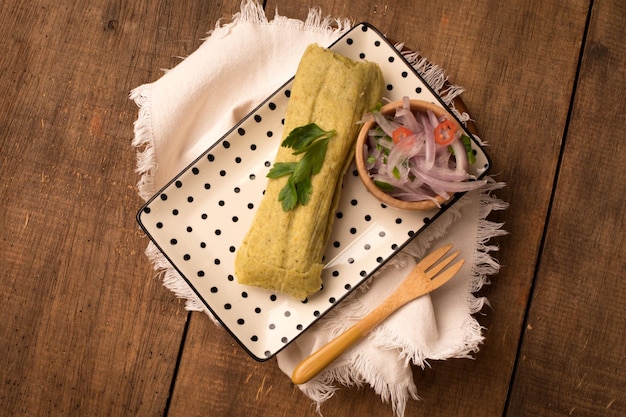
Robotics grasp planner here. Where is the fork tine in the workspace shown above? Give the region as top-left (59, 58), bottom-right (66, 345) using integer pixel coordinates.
top-left (425, 250), bottom-right (460, 279)
top-left (416, 243), bottom-right (453, 271)
top-left (428, 259), bottom-right (465, 292)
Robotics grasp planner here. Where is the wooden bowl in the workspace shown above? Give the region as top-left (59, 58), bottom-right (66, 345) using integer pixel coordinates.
top-left (355, 99), bottom-right (462, 211)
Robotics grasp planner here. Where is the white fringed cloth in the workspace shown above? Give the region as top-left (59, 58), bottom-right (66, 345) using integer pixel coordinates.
top-left (131, 1), bottom-right (508, 416)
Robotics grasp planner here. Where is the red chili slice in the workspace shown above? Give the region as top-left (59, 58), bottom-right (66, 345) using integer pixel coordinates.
top-left (392, 126), bottom-right (413, 144)
top-left (434, 119), bottom-right (458, 145)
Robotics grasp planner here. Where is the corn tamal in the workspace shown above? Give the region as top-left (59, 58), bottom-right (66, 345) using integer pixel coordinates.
top-left (234, 44), bottom-right (384, 300)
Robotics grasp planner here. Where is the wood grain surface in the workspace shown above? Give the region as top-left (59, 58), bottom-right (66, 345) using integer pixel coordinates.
top-left (1, 0), bottom-right (624, 416)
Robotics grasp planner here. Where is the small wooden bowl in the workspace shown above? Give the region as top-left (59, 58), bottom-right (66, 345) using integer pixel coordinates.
top-left (355, 99), bottom-right (462, 211)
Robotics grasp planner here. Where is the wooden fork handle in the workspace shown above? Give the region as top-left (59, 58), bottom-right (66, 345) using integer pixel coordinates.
top-left (291, 322), bottom-right (366, 385)
top-left (291, 300), bottom-right (401, 385)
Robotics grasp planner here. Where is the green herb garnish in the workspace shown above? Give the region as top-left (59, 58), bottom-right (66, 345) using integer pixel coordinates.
top-left (461, 135), bottom-right (476, 164)
top-left (267, 123), bottom-right (335, 211)
top-left (374, 180), bottom-right (394, 192)
top-left (448, 134), bottom-right (477, 165)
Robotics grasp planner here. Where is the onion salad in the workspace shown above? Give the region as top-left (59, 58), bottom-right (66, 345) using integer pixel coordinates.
top-left (360, 97), bottom-right (486, 205)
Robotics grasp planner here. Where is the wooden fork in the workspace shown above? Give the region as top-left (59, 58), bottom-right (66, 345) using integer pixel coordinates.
top-left (291, 243), bottom-right (464, 385)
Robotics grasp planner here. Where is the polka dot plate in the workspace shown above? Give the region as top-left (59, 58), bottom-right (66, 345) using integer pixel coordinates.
top-left (136, 23), bottom-right (491, 361)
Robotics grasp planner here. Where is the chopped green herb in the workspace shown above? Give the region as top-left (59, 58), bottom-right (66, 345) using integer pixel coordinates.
top-left (374, 180), bottom-right (394, 192)
top-left (267, 123), bottom-right (335, 211)
top-left (461, 135), bottom-right (476, 164)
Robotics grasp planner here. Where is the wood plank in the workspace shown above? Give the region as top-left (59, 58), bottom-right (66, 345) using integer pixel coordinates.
top-left (167, 1), bottom-right (590, 416)
top-left (0, 0), bottom-right (240, 415)
top-left (507, 0), bottom-right (626, 415)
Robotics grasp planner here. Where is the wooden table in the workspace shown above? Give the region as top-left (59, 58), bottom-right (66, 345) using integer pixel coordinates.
top-left (2, 0), bottom-right (624, 416)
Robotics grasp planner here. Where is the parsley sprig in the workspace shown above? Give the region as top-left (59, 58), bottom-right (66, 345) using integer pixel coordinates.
top-left (267, 123), bottom-right (335, 211)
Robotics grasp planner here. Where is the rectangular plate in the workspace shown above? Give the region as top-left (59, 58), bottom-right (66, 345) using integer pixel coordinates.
top-left (137, 22), bottom-right (491, 361)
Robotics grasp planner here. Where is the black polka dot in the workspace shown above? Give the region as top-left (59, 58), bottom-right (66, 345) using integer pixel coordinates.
top-left (232, 216), bottom-right (239, 222)
top-left (204, 183), bottom-right (211, 190)
top-left (402, 71), bottom-right (408, 78)
top-left (254, 114), bottom-right (262, 122)
top-left (364, 214), bottom-right (371, 221)
top-left (200, 242), bottom-right (206, 248)
top-left (197, 270), bottom-right (205, 277)
top-left (207, 154), bottom-right (215, 161)
top-left (160, 194), bottom-right (168, 201)
top-left (269, 323), bottom-right (276, 330)
top-left (219, 170), bottom-right (226, 177)
top-left (255, 307), bottom-right (261, 313)
top-left (350, 227), bottom-right (357, 234)
top-left (183, 254), bottom-right (190, 261)
top-left (281, 337), bottom-right (288, 343)
top-left (333, 241), bottom-right (340, 248)
top-left (156, 222), bottom-right (163, 228)
top-left (223, 141), bottom-right (231, 149)
top-left (187, 196), bottom-right (193, 203)
top-left (395, 218), bottom-right (403, 224)
top-left (415, 87), bottom-right (422, 94)
top-left (235, 157), bottom-right (241, 163)
top-left (186, 226), bottom-right (192, 232)
top-left (270, 294), bottom-right (277, 301)
top-left (296, 324), bottom-right (303, 330)
top-left (251, 335), bottom-right (258, 341)
top-left (268, 102), bottom-right (276, 110)
top-left (237, 128), bottom-right (245, 136)
top-left (170, 238), bottom-right (177, 245)
top-left (201, 213), bottom-right (207, 219)
top-left (313, 310), bottom-right (320, 317)
top-left (172, 209), bottom-right (178, 215)
top-left (284, 311), bottom-right (291, 317)
top-left (237, 318), bottom-right (244, 325)
top-left (224, 303), bottom-right (232, 310)
top-left (359, 52), bottom-right (366, 59)
top-left (192, 167), bottom-right (199, 175)
top-left (215, 229), bottom-right (221, 235)
top-left (347, 38), bottom-right (353, 44)
top-left (175, 180), bottom-right (182, 188)
top-left (214, 259), bottom-right (220, 265)
top-left (344, 283), bottom-right (352, 290)
top-left (388, 56), bottom-right (395, 63)
top-left (241, 291), bottom-right (248, 298)
top-left (332, 271), bottom-right (339, 277)
top-left (210, 287), bottom-right (218, 293)
top-left (386, 84), bottom-right (393, 91)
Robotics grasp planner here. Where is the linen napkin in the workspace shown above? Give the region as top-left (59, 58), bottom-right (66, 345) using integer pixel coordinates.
top-left (131, 1), bottom-right (507, 416)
